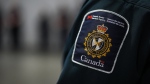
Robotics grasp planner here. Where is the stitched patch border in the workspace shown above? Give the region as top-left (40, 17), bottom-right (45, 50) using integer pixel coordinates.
top-left (72, 9), bottom-right (129, 74)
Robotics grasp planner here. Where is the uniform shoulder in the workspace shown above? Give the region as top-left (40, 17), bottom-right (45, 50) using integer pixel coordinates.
top-left (125, 0), bottom-right (150, 10)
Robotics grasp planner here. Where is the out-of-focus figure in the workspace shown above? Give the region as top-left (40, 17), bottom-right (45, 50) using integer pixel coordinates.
top-left (0, 8), bottom-right (2, 50)
top-left (38, 13), bottom-right (50, 51)
top-left (59, 8), bottom-right (69, 48)
top-left (8, 6), bottom-right (21, 50)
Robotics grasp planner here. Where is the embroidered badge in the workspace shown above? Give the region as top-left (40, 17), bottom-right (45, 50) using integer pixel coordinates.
top-left (84, 24), bottom-right (112, 59)
top-left (72, 9), bottom-right (129, 74)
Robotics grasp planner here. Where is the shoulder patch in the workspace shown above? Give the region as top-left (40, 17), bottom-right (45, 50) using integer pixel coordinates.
top-left (72, 9), bottom-right (129, 74)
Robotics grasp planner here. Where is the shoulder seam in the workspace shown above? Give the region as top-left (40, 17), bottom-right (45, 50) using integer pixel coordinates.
top-left (124, 0), bottom-right (150, 11)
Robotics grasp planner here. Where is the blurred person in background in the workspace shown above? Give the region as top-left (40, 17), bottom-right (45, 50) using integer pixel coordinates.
top-left (38, 13), bottom-right (50, 51)
top-left (0, 8), bottom-right (2, 50)
top-left (8, 6), bottom-right (21, 50)
top-left (57, 0), bottom-right (150, 84)
top-left (59, 8), bottom-right (69, 48)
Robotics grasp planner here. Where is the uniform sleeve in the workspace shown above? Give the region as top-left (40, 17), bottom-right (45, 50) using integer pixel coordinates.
top-left (140, 54), bottom-right (150, 83)
top-left (140, 67), bottom-right (150, 84)
top-left (139, 40), bottom-right (150, 84)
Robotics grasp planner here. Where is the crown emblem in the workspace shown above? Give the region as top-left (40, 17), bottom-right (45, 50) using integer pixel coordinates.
top-left (97, 24), bottom-right (108, 34)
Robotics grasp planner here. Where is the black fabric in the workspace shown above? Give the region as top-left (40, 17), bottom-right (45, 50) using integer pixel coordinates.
top-left (58, 0), bottom-right (150, 84)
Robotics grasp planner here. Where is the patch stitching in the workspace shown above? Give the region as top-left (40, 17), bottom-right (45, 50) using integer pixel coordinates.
top-left (72, 9), bottom-right (129, 74)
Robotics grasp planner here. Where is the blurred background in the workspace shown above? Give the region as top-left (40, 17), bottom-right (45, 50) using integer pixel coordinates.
top-left (0, 0), bottom-right (84, 84)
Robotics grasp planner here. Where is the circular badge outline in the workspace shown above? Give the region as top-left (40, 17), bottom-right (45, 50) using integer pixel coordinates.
top-left (84, 29), bottom-right (112, 58)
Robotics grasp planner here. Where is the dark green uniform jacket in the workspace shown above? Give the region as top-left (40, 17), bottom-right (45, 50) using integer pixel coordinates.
top-left (57, 0), bottom-right (150, 84)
